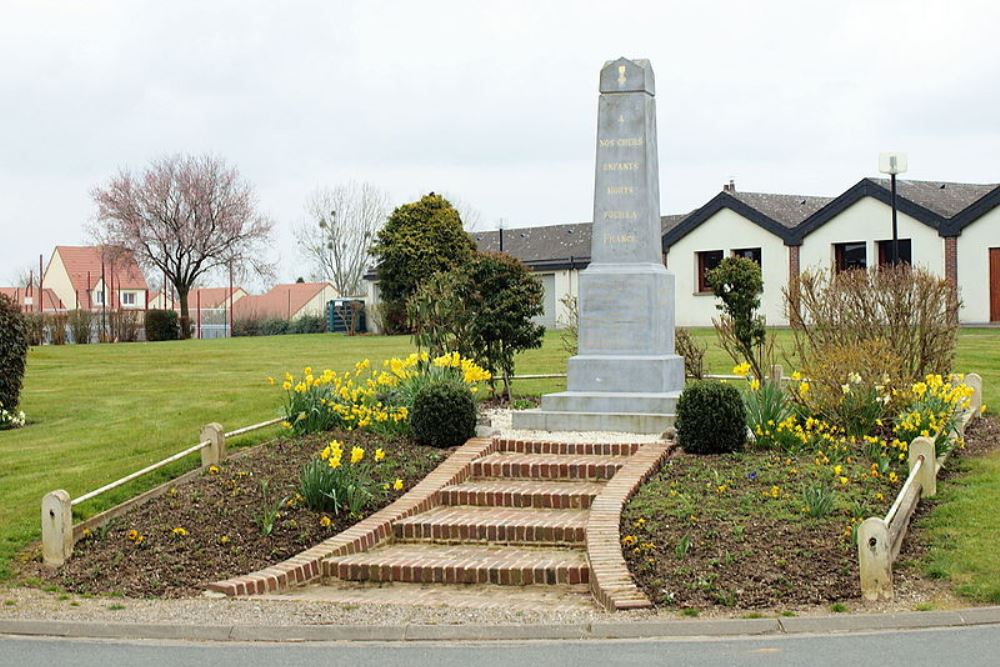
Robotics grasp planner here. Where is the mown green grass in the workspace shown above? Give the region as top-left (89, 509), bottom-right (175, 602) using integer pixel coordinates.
top-left (0, 333), bottom-right (415, 578)
top-left (1, 327), bottom-right (998, 596)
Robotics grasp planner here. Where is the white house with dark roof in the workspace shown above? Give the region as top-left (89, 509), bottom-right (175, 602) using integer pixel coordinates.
top-left (662, 188), bottom-right (832, 326)
top-left (362, 176), bottom-right (1000, 330)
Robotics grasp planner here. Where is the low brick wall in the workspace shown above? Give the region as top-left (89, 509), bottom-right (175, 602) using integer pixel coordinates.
top-left (586, 441), bottom-right (674, 611)
top-left (206, 437), bottom-right (497, 596)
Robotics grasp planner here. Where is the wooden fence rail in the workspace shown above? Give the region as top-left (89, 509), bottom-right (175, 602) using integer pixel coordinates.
top-left (857, 373), bottom-right (983, 601)
top-left (41, 416), bottom-right (284, 567)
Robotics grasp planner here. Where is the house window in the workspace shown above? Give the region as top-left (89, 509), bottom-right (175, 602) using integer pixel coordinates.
top-left (121, 292), bottom-right (136, 306)
top-left (94, 291), bottom-right (105, 305)
top-left (834, 242), bottom-right (867, 273)
top-left (732, 247), bottom-right (762, 266)
top-left (696, 250), bottom-right (724, 293)
top-left (877, 239), bottom-right (912, 267)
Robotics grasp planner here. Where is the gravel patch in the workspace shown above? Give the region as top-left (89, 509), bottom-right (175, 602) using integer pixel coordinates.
top-left (488, 408), bottom-right (666, 443)
top-left (0, 585), bottom-right (966, 628)
top-left (0, 586), bottom-right (613, 627)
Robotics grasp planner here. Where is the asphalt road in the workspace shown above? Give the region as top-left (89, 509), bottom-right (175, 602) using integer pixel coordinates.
top-left (2, 624), bottom-right (998, 667)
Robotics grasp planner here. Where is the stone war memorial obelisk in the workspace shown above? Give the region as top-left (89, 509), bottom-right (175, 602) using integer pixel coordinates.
top-left (513, 57), bottom-right (684, 434)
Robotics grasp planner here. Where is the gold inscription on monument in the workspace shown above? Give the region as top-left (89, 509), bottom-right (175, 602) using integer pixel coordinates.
top-left (603, 210), bottom-right (638, 220)
top-left (599, 137), bottom-right (644, 148)
top-left (607, 185), bottom-right (635, 195)
top-left (602, 162), bottom-right (640, 171)
top-left (605, 233), bottom-right (636, 245)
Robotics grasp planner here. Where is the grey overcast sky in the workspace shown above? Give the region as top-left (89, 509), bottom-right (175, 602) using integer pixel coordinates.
top-left (2, 0), bottom-right (998, 287)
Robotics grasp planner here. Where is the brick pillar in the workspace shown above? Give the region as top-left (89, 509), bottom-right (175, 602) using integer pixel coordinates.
top-left (787, 244), bottom-right (801, 324)
top-left (944, 236), bottom-right (959, 323)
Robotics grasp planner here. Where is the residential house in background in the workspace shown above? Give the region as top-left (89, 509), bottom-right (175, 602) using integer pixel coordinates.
top-left (148, 286), bottom-right (247, 311)
top-left (42, 245), bottom-right (148, 311)
top-left (233, 282), bottom-right (339, 322)
top-left (0, 287), bottom-right (64, 312)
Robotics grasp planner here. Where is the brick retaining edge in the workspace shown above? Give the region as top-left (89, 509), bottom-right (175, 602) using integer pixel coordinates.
top-left (586, 440), bottom-right (674, 611)
top-left (206, 437), bottom-right (498, 597)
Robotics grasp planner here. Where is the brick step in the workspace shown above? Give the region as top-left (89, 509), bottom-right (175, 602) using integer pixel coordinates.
top-left (471, 452), bottom-right (625, 481)
top-left (393, 506), bottom-right (589, 545)
top-left (437, 479), bottom-right (606, 509)
top-left (323, 543), bottom-right (589, 586)
top-left (494, 439), bottom-right (641, 457)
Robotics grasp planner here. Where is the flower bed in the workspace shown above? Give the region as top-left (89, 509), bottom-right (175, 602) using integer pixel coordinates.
top-left (24, 430), bottom-right (447, 598)
top-left (623, 367), bottom-right (981, 610)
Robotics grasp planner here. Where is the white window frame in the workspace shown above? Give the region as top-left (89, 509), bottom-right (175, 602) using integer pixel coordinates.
top-left (121, 292), bottom-right (136, 306)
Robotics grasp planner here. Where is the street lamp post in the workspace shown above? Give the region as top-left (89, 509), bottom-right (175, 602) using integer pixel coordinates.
top-left (878, 152), bottom-right (908, 265)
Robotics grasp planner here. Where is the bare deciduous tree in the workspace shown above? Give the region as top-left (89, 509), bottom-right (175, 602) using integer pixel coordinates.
top-left (91, 154), bottom-right (274, 338)
top-left (295, 182), bottom-right (390, 297)
top-left (442, 192), bottom-right (484, 232)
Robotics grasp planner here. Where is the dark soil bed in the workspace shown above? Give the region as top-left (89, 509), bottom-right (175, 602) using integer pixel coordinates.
top-left (24, 431), bottom-right (448, 598)
top-left (623, 415), bottom-right (999, 611)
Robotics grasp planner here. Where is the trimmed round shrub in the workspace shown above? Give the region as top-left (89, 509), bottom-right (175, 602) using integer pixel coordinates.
top-left (675, 380), bottom-right (746, 454)
top-left (0, 294), bottom-right (28, 411)
top-left (411, 380), bottom-right (477, 448)
top-left (145, 309), bottom-right (179, 341)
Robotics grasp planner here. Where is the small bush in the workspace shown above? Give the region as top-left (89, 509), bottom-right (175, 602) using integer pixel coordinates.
top-left (675, 328), bottom-right (706, 379)
top-left (0, 294), bottom-right (28, 415)
top-left (259, 318), bottom-right (290, 336)
top-left (788, 265), bottom-right (959, 383)
top-left (110, 310), bottom-right (141, 342)
top-left (22, 312), bottom-right (44, 346)
top-left (675, 381), bottom-right (746, 454)
top-left (411, 380), bottom-right (477, 448)
top-left (145, 309), bottom-right (179, 341)
top-left (232, 317), bottom-right (259, 337)
top-left (707, 256), bottom-right (771, 380)
top-left (291, 314), bottom-right (326, 334)
top-left (46, 313), bottom-right (68, 345)
top-left (797, 338), bottom-right (899, 436)
top-left (68, 309), bottom-right (94, 344)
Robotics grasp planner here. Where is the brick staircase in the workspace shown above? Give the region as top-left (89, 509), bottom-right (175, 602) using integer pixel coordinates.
top-left (321, 439), bottom-right (639, 592)
top-left (209, 436), bottom-right (671, 610)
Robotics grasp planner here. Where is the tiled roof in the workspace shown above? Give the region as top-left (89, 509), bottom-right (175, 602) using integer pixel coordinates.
top-left (728, 191), bottom-right (835, 228)
top-left (232, 282), bottom-right (330, 320)
top-left (471, 215), bottom-right (691, 268)
top-left (866, 178), bottom-right (998, 218)
top-left (660, 213), bottom-right (690, 236)
top-left (54, 246), bottom-right (148, 293)
top-left (473, 223), bottom-right (593, 265)
top-left (0, 287), bottom-right (64, 310)
top-left (187, 287), bottom-right (244, 309)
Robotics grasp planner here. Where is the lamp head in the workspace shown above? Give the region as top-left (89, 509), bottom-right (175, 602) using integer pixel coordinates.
top-left (879, 152), bottom-right (908, 175)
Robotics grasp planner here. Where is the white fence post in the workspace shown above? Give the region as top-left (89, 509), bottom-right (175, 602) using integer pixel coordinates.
top-left (200, 423), bottom-right (226, 467)
top-left (41, 490), bottom-right (73, 567)
top-left (858, 517), bottom-right (893, 601)
top-left (909, 436), bottom-right (937, 498)
top-left (769, 364), bottom-right (783, 386)
top-left (966, 373), bottom-right (983, 415)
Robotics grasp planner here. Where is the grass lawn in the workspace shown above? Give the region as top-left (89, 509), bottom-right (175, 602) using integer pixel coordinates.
top-left (2, 327), bottom-right (998, 597)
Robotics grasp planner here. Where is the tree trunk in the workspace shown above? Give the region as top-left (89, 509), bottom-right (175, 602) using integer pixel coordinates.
top-left (177, 286), bottom-right (192, 340)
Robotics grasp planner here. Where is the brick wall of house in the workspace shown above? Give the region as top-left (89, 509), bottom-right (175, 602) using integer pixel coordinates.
top-left (787, 244), bottom-right (801, 323)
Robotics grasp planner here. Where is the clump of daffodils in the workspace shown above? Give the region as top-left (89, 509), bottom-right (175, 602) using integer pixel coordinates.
top-left (275, 353), bottom-right (490, 436)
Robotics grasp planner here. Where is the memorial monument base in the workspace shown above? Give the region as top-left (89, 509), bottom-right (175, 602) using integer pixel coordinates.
top-left (511, 354), bottom-right (683, 434)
